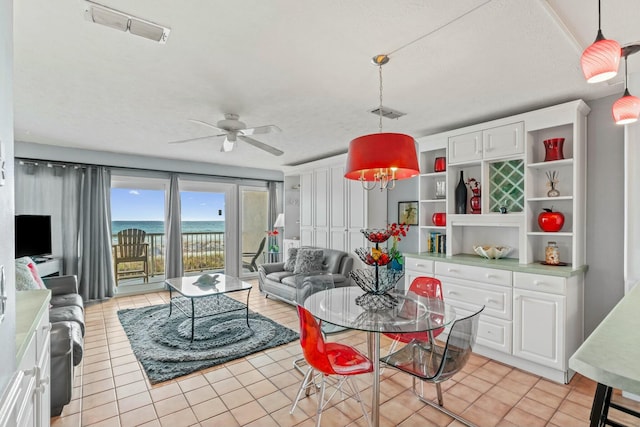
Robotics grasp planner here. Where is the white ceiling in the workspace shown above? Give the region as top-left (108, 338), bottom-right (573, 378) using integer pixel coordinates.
top-left (13, 0), bottom-right (640, 172)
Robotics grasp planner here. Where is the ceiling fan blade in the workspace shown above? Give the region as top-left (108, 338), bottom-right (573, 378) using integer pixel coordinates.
top-left (238, 135), bottom-right (284, 156)
top-left (168, 134), bottom-right (222, 144)
top-left (188, 119), bottom-right (227, 133)
top-left (241, 125), bottom-right (281, 136)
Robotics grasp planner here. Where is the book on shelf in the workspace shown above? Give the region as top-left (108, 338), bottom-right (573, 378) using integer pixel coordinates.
top-left (427, 232), bottom-right (446, 254)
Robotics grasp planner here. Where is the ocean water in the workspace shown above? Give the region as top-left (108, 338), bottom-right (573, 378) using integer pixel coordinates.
top-left (112, 220), bottom-right (224, 235)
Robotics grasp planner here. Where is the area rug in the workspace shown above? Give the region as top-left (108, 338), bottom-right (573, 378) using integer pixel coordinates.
top-left (117, 295), bottom-right (299, 384)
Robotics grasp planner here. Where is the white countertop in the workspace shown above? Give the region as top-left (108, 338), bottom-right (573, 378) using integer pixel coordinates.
top-left (569, 284), bottom-right (640, 394)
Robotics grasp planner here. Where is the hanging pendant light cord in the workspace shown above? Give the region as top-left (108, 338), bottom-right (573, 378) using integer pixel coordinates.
top-left (386, 0), bottom-right (491, 57)
top-left (378, 64), bottom-right (384, 133)
top-left (598, 0), bottom-right (601, 31)
top-left (624, 55), bottom-right (628, 89)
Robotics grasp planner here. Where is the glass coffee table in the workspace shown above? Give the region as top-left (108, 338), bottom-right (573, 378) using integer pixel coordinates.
top-left (164, 274), bottom-right (252, 342)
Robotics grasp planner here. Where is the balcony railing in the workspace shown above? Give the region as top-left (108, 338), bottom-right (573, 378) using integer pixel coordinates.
top-left (113, 231), bottom-right (225, 278)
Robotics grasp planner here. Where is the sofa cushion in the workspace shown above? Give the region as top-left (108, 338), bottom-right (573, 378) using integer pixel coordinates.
top-left (322, 250), bottom-right (345, 274)
top-left (51, 294), bottom-right (84, 310)
top-left (50, 305), bottom-right (85, 336)
top-left (266, 271), bottom-right (296, 283)
top-left (15, 257), bottom-right (45, 291)
top-left (293, 249), bottom-right (324, 274)
top-left (283, 248), bottom-right (298, 272)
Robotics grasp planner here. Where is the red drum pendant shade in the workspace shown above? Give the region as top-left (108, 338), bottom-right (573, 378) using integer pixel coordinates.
top-left (345, 133), bottom-right (420, 182)
top-left (345, 54), bottom-right (419, 190)
top-left (580, 32), bottom-right (621, 83)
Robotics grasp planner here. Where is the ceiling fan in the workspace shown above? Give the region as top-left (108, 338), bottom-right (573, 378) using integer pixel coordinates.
top-left (168, 113), bottom-right (283, 156)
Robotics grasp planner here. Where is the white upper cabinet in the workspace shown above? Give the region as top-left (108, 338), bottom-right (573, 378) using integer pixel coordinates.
top-left (448, 131), bottom-right (482, 164)
top-left (483, 122), bottom-right (524, 160)
top-left (448, 122), bottom-right (524, 164)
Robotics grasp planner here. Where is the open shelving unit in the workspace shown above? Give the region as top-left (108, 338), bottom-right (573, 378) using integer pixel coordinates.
top-left (417, 100), bottom-right (589, 268)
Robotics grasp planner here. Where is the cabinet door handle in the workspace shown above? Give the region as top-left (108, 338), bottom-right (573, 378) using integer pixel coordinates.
top-left (485, 136), bottom-right (493, 152)
top-left (416, 263), bottom-right (427, 268)
top-left (475, 137), bottom-right (481, 154)
top-left (447, 268), bottom-right (459, 273)
top-left (448, 291), bottom-right (459, 296)
top-left (486, 298), bottom-right (500, 305)
top-left (533, 280), bottom-right (547, 287)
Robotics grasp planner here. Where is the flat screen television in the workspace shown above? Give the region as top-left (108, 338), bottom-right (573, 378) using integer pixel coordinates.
top-left (15, 215), bottom-right (52, 258)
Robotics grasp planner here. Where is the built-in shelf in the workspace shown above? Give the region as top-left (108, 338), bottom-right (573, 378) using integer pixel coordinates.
top-left (527, 158), bottom-right (574, 169)
top-left (527, 196), bottom-right (573, 202)
top-left (527, 232), bottom-right (573, 237)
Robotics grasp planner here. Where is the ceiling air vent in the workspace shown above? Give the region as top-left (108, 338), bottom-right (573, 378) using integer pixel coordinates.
top-left (370, 106), bottom-right (406, 120)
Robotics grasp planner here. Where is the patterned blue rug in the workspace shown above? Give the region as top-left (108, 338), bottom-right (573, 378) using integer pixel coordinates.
top-left (117, 295), bottom-right (298, 384)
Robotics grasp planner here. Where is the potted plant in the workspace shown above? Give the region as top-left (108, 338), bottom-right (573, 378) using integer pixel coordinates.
top-left (387, 222), bottom-right (409, 270)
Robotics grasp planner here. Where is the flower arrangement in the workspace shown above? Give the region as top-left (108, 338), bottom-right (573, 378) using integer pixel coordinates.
top-left (267, 229), bottom-right (279, 252)
top-left (466, 177), bottom-right (481, 195)
top-left (387, 222), bottom-right (409, 265)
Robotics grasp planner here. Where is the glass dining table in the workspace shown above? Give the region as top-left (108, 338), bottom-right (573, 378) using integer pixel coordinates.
top-left (304, 286), bottom-right (457, 427)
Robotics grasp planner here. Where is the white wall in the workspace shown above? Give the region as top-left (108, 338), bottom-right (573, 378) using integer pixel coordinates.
top-left (584, 94), bottom-right (626, 335)
top-left (0, 0), bottom-right (16, 396)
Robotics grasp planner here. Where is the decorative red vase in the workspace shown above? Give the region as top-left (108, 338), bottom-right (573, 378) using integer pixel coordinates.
top-left (469, 189), bottom-right (481, 214)
top-left (538, 208), bottom-right (565, 232)
top-left (432, 212), bottom-right (446, 227)
top-left (543, 138), bottom-right (565, 162)
top-left (434, 157), bottom-right (446, 172)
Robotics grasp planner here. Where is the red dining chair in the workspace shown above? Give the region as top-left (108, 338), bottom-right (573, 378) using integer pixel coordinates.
top-left (291, 305), bottom-right (373, 427)
top-left (383, 277), bottom-right (445, 357)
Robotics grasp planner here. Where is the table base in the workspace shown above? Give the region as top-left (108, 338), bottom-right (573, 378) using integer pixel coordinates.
top-left (168, 289), bottom-right (251, 342)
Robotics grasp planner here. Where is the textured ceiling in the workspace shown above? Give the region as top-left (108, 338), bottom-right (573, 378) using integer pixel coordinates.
top-left (13, 0), bottom-right (640, 172)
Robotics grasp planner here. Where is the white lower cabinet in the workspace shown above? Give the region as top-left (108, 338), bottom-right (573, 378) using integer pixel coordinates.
top-left (513, 288), bottom-right (565, 370)
top-left (404, 256), bottom-right (584, 383)
top-left (2, 291), bottom-right (51, 427)
top-left (435, 262), bottom-right (513, 355)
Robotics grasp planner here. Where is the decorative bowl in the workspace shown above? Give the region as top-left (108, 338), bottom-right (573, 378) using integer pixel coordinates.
top-left (361, 229), bottom-right (391, 243)
top-left (473, 245), bottom-right (513, 259)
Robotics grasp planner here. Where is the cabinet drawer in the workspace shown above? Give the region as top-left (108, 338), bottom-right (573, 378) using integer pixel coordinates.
top-left (440, 278), bottom-right (512, 320)
top-left (435, 262), bottom-right (512, 287)
top-left (514, 272), bottom-right (566, 295)
top-left (404, 257), bottom-right (434, 274)
top-left (442, 305), bottom-right (512, 354)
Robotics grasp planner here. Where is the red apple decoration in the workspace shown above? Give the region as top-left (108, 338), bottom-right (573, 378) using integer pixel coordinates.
top-left (538, 208), bottom-right (565, 232)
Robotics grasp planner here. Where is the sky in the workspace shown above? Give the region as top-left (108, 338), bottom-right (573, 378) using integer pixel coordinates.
top-left (111, 189), bottom-right (225, 221)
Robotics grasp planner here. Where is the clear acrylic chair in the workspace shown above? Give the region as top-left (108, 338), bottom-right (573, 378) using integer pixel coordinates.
top-left (381, 305), bottom-right (485, 427)
top-left (383, 277), bottom-right (445, 356)
top-left (291, 304), bottom-right (373, 427)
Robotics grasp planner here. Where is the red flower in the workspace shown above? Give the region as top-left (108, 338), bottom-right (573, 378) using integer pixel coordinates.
top-left (387, 222), bottom-right (409, 242)
top-left (267, 229), bottom-right (279, 237)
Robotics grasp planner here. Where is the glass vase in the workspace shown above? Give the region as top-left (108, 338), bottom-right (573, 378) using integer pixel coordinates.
top-left (455, 171), bottom-right (467, 214)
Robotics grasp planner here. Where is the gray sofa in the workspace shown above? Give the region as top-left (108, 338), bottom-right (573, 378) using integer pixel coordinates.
top-left (44, 275), bottom-right (85, 416)
top-left (258, 247), bottom-right (354, 304)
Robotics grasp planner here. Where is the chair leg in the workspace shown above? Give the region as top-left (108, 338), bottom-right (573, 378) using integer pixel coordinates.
top-left (412, 381), bottom-right (479, 427)
top-left (345, 377), bottom-right (372, 427)
top-left (293, 357), bottom-right (308, 376)
top-left (290, 367), bottom-right (314, 414)
top-left (315, 376), bottom-right (326, 427)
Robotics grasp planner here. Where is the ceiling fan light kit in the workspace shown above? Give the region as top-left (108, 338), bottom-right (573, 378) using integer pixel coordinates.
top-left (345, 54), bottom-right (419, 191)
top-left (83, 1), bottom-right (170, 44)
top-left (581, 0), bottom-right (640, 124)
top-left (168, 113), bottom-right (283, 156)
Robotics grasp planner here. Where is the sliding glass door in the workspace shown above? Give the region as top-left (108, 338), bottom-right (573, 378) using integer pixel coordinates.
top-left (239, 186), bottom-right (269, 277)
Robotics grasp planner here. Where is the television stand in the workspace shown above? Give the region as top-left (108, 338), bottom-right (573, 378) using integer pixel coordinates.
top-left (35, 257), bottom-right (61, 277)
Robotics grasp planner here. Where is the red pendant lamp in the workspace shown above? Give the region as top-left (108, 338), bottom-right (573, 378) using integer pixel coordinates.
top-left (580, 0), bottom-right (621, 83)
top-left (345, 55), bottom-right (419, 191)
top-left (612, 55), bottom-right (640, 125)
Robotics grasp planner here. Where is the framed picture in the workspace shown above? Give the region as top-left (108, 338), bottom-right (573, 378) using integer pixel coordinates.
top-left (398, 201), bottom-right (418, 226)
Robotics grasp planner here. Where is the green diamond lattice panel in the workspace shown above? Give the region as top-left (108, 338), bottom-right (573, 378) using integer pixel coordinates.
top-left (490, 160), bottom-right (524, 213)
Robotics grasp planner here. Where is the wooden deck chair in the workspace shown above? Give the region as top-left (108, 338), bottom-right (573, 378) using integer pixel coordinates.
top-left (113, 228), bottom-right (149, 286)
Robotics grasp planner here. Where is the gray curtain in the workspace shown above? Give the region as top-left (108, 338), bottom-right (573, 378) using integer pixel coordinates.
top-left (78, 166), bottom-right (114, 301)
top-left (164, 174), bottom-right (183, 279)
top-left (14, 161), bottom-right (81, 276)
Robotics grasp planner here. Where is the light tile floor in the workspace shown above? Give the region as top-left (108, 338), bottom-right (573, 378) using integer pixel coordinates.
top-left (50, 281), bottom-right (640, 427)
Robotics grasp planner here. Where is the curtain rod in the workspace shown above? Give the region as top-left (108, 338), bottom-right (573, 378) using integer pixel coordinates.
top-left (15, 157), bottom-right (284, 184)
